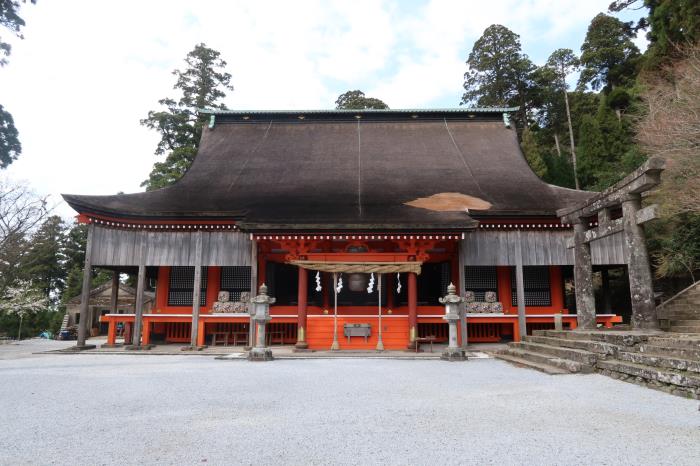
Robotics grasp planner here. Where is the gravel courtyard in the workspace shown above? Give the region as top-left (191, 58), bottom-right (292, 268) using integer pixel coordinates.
top-left (1, 341), bottom-right (699, 466)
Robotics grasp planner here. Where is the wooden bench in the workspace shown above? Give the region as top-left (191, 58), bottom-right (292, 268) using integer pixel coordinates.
top-left (415, 335), bottom-right (436, 353)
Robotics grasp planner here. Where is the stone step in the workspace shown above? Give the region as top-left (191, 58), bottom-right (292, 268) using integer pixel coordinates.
top-left (535, 330), bottom-right (649, 347)
top-left (647, 335), bottom-right (700, 349)
top-left (512, 341), bottom-right (598, 365)
top-left (617, 350), bottom-right (700, 373)
top-left (670, 320), bottom-right (700, 326)
top-left (597, 359), bottom-right (700, 392)
top-left (525, 335), bottom-right (619, 356)
top-left (657, 307), bottom-right (699, 317)
top-left (497, 348), bottom-right (591, 373)
top-left (668, 326), bottom-right (700, 334)
top-left (638, 344), bottom-right (700, 361)
top-left (494, 351), bottom-right (571, 375)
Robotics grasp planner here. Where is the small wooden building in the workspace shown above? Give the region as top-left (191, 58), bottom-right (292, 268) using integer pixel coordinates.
top-left (63, 108), bottom-right (658, 350)
top-left (65, 282), bottom-right (154, 335)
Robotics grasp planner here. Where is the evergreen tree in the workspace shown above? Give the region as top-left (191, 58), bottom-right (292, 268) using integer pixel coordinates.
top-left (0, 104), bottom-right (20, 168)
top-left (335, 90), bottom-right (388, 109)
top-left (60, 222), bottom-right (111, 304)
top-left (21, 215), bottom-right (66, 304)
top-left (0, 0), bottom-right (35, 168)
top-left (520, 128), bottom-right (547, 179)
top-left (461, 24), bottom-right (536, 127)
top-left (578, 13), bottom-right (640, 91)
top-left (141, 43), bottom-right (233, 190)
top-left (545, 48), bottom-right (581, 188)
top-left (609, 0), bottom-right (700, 67)
top-left (576, 114), bottom-right (606, 189)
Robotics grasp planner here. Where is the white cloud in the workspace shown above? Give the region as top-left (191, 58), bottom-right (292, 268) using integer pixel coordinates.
top-left (0, 0), bottom-right (644, 219)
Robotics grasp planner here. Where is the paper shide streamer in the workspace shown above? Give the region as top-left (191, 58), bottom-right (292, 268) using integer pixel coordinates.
top-left (315, 271), bottom-right (322, 292)
top-left (367, 273), bottom-right (375, 293)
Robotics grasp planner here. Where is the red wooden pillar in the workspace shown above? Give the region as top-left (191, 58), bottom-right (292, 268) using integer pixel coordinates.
top-left (106, 319), bottom-right (117, 346)
top-left (407, 272), bottom-right (418, 348)
top-left (142, 318), bottom-right (151, 345)
top-left (296, 267), bottom-right (309, 349)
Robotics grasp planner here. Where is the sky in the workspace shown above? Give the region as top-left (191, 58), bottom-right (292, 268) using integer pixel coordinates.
top-left (0, 0), bottom-right (647, 221)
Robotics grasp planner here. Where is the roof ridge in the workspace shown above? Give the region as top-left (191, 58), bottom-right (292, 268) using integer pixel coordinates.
top-left (199, 107), bottom-right (519, 115)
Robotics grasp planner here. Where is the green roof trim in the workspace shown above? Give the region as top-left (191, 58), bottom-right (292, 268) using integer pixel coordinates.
top-left (198, 107), bottom-right (519, 115)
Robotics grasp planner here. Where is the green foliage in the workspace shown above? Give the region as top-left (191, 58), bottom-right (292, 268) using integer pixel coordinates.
top-left (520, 128), bottom-right (547, 178)
top-left (0, 307), bottom-right (63, 339)
top-left (542, 149), bottom-right (577, 188)
top-left (576, 114), bottom-right (606, 188)
top-left (21, 216), bottom-right (66, 303)
top-left (0, 103), bottom-right (20, 168)
top-left (648, 213), bottom-right (700, 282)
top-left (141, 43), bottom-right (233, 190)
top-left (0, 1), bottom-right (34, 169)
top-left (0, 0), bottom-right (34, 67)
top-left (335, 90), bottom-right (388, 109)
top-left (60, 222), bottom-right (111, 305)
top-left (578, 13), bottom-right (640, 91)
top-left (461, 24), bottom-right (536, 127)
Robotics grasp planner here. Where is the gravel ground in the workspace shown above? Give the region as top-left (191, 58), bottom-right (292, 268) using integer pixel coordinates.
top-left (1, 344), bottom-right (699, 466)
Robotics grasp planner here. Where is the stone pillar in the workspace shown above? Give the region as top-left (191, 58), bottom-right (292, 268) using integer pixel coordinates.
top-left (248, 284), bottom-right (275, 361)
top-left (407, 272), bottom-right (418, 348)
top-left (622, 194), bottom-right (658, 329)
top-left (77, 223), bottom-right (95, 348)
top-left (131, 264), bottom-right (146, 347)
top-left (573, 220), bottom-right (596, 330)
top-left (440, 283), bottom-right (466, 361)
top-left (514, 231), bottom-right (527, 340)
top-left (296, 266), bottom-right (309, 349)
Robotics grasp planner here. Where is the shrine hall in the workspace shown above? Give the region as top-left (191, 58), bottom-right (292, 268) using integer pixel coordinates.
top-left (63, 107), bottom-right (636, 351)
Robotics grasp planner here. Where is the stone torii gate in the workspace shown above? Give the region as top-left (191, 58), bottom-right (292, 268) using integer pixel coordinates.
top-left (557, 157), bottom-right (665, 330)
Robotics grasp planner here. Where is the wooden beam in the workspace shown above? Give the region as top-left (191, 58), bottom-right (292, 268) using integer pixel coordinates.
top-left (109, 272), bottom-right (119, 315)
top-left (514, 231), bottom-right (526, 339)
top-left (77, 223), bottom-right (95, 347)
top-left (190, 231), bottom-right (203, 347)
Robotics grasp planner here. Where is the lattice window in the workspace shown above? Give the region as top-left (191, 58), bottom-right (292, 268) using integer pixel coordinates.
top-left (220, 266), bottom-right (252, 301)
top-left (464, 266), bottom-right (498, 301)
top-left (168, 266), bottom-right (208, 306)
top-left (511, 266), bottom-right (551, 306)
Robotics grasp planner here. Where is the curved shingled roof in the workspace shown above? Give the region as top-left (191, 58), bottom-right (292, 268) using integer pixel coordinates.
top-left (62, 109), bottom-right (592, 231)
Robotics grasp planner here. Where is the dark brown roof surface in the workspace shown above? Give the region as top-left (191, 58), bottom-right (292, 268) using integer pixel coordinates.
top-left (63, 109), bottom-right (593, 231)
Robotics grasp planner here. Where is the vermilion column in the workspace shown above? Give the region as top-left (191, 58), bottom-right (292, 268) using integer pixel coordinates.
top-left (407, 272), bottom-right (418, 348)
top-left (296, 267), bottom-right (309, 349)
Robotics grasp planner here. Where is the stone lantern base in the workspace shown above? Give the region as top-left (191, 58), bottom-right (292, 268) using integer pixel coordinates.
top-left (248, 347), bottom-right (273, 361)
top-left (441, 347), bottom-right (467, 361)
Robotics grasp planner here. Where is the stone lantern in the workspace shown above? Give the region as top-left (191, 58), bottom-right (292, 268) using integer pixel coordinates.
top-left (248, 283), bottom-right (275, 361)
top-left (439, 283), bottom-right (466, 361)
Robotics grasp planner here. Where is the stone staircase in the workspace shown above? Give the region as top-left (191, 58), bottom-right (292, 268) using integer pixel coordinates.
top-left (495, 330), bottom-right (700, 399)
top-left (59, 314), bottom-right (70, 333)
top-left (657, 281), bottom-right (700, 333)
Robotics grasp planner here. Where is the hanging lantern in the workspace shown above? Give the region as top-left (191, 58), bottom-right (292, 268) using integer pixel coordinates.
top-left (348, 273), bottom-right (368, 292)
